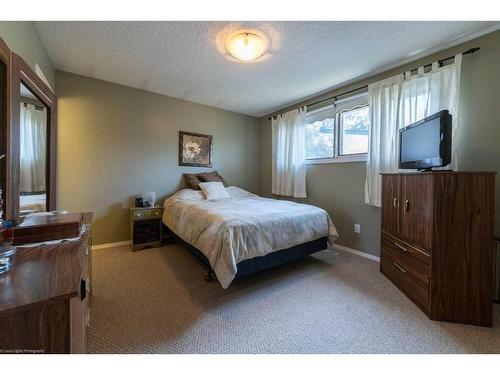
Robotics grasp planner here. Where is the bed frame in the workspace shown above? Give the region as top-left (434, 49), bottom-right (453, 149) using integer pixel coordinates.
top-left (164, 224), bottom-right (328, 282)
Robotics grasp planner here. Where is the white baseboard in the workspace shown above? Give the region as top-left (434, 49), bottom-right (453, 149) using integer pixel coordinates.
top-left (332, 244), bottom-right (380, 262)
top-left (91, 240), bottom-right (379, 262)
top-left (92, 240), bottom-right (131, 250)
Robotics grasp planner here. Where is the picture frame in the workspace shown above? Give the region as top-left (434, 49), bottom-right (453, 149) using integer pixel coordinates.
top-left (178, 131), bottom-right (213, 167)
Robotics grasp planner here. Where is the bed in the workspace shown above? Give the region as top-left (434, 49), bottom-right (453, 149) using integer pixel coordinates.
top-left (162, 186), bottom-right (338, 288)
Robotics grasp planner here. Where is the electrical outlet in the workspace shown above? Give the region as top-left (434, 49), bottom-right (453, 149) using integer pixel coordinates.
top-left (354, 224), bottom-right (361, 233)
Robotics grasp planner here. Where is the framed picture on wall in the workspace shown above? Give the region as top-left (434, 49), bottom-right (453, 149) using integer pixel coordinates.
top-left (178, 131), bottom-right (213, 167)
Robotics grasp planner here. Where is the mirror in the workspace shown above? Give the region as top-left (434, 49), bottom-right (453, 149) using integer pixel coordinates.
top-left (0, 58), bottom-right (5, 217)
top-left (19, 82), bottom-right (48, 216)
top-left (9, 52), bottom-right (56, 221)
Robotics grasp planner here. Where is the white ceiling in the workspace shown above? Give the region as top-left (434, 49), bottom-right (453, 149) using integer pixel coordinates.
top-left (35, 21), bottom-right (500, 117)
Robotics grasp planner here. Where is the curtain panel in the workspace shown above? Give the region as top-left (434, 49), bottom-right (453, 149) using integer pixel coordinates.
top-left (365, 74), bottom-right (404, 207)
top-left (365, 55), bottom-right (462, 207)
top-left (271, 108), bottom-right (307, 198)
top-left (20, 103), bottom-right (47, 193)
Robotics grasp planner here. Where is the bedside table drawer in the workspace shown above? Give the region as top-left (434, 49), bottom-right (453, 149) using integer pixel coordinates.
top-left (132, 208), bottom-right (163, 221)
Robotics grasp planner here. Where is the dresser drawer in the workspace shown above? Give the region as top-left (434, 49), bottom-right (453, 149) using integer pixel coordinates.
top-left (381, 237), bottom-right (430, 313)
top-left (132, 208), bottom-right (163, 221)
top-left (382, 233), bottom-right (430, 265)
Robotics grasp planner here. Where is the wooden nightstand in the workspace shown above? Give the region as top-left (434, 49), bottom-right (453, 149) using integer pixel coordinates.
top-left (130, 206), bottom-right (164, 251)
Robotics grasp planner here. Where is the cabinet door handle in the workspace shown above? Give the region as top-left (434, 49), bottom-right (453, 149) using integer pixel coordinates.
top-left (405, 199), bottom-right (410, 212)
top-left (394, 242), bottom-right (408, 253)
top-left (392, 262), bottom-right (407, 274)
top-left (393, 197), bottom-right (398, 208)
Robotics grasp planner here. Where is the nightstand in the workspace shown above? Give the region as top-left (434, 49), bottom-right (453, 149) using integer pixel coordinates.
top-left (130, 206), bottom-right (163, 251)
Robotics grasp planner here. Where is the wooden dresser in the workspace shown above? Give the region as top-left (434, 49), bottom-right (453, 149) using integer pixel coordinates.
top-left (0, 213), bottom-right (92, 353)
top-left (380, 172), bottom-right (495, 327)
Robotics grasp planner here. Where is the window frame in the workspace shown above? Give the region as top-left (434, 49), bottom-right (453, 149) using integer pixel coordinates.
top-left (305, 92), bottom-right (369, 164)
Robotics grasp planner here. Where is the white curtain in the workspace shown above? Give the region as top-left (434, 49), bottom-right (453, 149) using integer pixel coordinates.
top-left (20, 103), bottom-right (47, 193)
top-left (365, 74), bottom-right (404, 207)
top-left (365, 55), bottom-right (462, 206)
top-left (400, 55), bottom-right (462, 170)
top-left (272, 108), bottom-right (307, 198)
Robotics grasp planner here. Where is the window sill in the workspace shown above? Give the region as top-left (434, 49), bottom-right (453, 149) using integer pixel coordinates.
top-left (306, 154), bottom-right (367, 165)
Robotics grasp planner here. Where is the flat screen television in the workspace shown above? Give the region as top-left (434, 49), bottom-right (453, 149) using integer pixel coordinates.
top-left (399, 110), bottom-right (452, 171)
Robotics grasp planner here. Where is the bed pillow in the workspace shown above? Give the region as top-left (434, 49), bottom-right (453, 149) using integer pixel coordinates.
top-left (197, 171), bottom-right (228, 187)
top-left (199, 182), bottom-right (231, 201)
top-left (183, 173), bottom-right (203, 190)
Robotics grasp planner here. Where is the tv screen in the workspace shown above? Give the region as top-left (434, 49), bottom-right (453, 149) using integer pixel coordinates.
top-left (399, 110), bottom-right (452, 171)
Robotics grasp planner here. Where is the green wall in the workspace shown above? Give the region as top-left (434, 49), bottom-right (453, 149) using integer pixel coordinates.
top-left (0, 22), bottom-right (55, 88)
top-left (56, 71), bottom-right (260, 245)
top-left (259, 30), bottom-right (500, 257)
top-left (2, 21), bottom-right (499, 254)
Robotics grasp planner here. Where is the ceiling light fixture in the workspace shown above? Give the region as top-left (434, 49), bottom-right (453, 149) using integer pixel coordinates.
top-left (224, 32), bottom-right (267, 62)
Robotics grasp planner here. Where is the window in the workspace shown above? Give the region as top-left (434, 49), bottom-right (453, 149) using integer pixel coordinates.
top-left (338, 105), bottom-right (369, 156)
top-left (305, 92), bottom-right (369, 163)
top-left (305, 116), bottom-right (335, 160)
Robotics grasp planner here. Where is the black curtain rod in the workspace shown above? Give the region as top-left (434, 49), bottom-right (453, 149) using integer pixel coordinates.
top-left (268, 47), bottom-right (480, 120)
top-left (23, 102), bottom-right (45, 111)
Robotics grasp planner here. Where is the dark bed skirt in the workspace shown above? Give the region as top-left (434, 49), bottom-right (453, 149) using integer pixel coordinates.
top-left (163, 224), bottom-right (328, 281)
top-left (235, 237), bottom-right (328, 279)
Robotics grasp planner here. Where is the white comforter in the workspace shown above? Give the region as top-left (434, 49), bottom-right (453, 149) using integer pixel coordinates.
top-left (163, 187), bottom-right (338, 288)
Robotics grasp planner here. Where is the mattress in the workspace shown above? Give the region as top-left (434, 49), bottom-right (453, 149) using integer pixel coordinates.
top-left (163, 186), bottom-right (338, 288)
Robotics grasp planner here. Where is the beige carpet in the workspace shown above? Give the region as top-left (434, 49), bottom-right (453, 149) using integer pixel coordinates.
top-left (88, 244), bottom-right (500, 353)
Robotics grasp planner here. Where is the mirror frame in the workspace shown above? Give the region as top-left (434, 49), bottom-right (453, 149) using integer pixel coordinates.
top-left (0, 37), bottom-right (11, 221)
top-left (10, 53), bottom-right (57, 220)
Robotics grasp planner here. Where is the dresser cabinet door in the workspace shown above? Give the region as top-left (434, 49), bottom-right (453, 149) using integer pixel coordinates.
top-left (401, 174), bottom-right (433, 249)
top-left (381, 175), bottom-right (401, 235)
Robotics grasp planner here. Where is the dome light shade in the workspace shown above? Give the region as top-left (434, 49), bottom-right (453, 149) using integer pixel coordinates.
top-left (224, 32), bottom-right (267, 62)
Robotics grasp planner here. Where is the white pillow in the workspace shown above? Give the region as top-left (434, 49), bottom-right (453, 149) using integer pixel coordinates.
top-left (199, 182), bottom-right (231, 201)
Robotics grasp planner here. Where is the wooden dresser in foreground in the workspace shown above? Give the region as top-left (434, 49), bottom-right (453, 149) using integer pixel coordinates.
top-left (380, 172), bottom-right (495, 327)
top-left (0, 213), bottom-right (92, 353)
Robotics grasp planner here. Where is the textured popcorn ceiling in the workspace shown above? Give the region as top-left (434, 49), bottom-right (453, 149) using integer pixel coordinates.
top-left (35, 21), bottom-right (500, 117)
